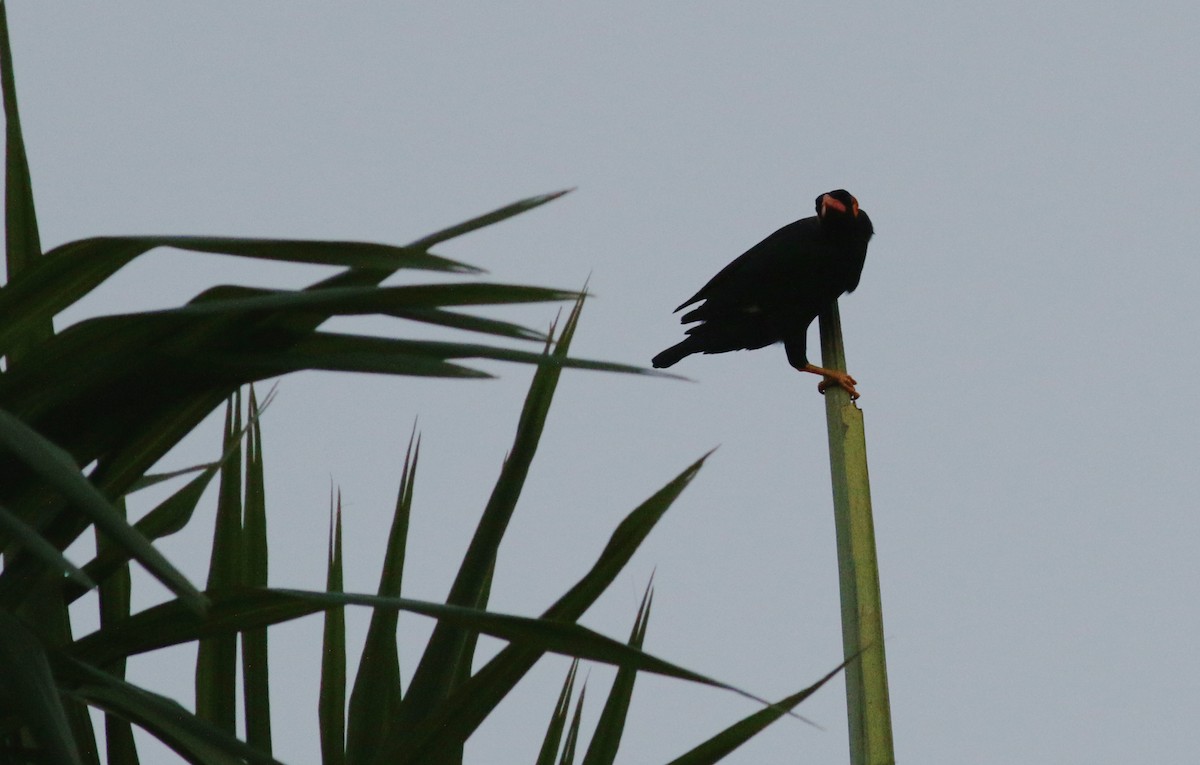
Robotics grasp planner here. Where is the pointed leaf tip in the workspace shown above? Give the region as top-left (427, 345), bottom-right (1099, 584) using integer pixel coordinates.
top-left (536, 188), bottom-right (575, 204)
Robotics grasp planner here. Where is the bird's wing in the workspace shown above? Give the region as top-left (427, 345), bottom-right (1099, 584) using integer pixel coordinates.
top-left (675, 217), bottom-right (820, 314)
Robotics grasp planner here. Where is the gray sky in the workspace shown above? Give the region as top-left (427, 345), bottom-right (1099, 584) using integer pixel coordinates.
top-left (10, 3), bottom-right (1200, 763)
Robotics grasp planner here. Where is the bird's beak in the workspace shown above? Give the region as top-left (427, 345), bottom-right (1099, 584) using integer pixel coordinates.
top-left (820, 194), bottom-right (859, 218)
top-left (821, 194), bottom-right (847, 217)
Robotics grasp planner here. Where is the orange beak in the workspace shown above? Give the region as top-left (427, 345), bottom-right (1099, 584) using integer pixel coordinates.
top-left (821, 194), bottom-right (847, 216)
top-left (821, 194), bottom-right (860, 218)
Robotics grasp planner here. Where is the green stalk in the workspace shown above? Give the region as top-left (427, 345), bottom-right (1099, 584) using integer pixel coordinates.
top-left (818, 301), bottom-right (894, 765)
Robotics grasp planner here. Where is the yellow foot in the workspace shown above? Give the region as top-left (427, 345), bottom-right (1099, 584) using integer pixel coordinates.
top-left (816, 370), bottom-right (860, 400)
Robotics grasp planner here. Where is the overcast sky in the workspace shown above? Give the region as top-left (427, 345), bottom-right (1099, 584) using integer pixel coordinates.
top-left (9, 3), bottom-right (1200, 763)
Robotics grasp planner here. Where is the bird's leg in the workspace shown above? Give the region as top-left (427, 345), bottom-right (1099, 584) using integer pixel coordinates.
top-left (801, 363), bottom-right (860, 400)
top-left (784, 332), bottom-right (860, 399)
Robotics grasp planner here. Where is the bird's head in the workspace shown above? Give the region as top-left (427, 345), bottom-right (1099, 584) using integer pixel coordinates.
top-left (815, 190), bottom-right (871, 237)
top-left (815, 189), bottom-right (861, 221)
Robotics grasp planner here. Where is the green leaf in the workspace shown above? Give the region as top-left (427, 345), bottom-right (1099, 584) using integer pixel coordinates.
top-left (201, 189), bottom-right (574, 364)
top-left (397, 295), bottom-right (586, 735)
top-left (0, 203), bottom-right (642, 567)
top-left (183, 322), bottom-right (661, 386)
top-left (390, 451), bottom-right (709, 761)
top-left (0, 504), bottom-right (94, 588)
top-left (345, 433), bottom-right (417, 765)
top-left (558, 682), bottom-right (586, 765)
top-left (0, 0), bottom-right (50, 379)
top-left (175, 283), bottom-right (581, 316)
top-left (0, 236), bottom-right (479, 360)
top-left (536, 660), bottom-right (579, 765)
top-left (127, 461), bottom-right (221, 493)
top-left (73, 588), bottom-right (775, 708)
top-left (0, 610), bottom-right (83, 765)
top-left (101, 463), bottom-right (214, 546)
top-left (95, 499), bottom-right (138, 765)
top-left (69, 475), bottom-right (208, 599)
top-left (124, 388), bottom-right (272, 498)
top-left (0, 313), bottom-right (182, 467)
top-left (85, 390), bottom-right (230, 503)
top-left (163, 285), bottom-right (548, 342)
top-left (69, 432), bottom-right (241, 605)
top-left (141, 235), bottom-right (477, 272)
top-left (4, 550), bottom-right (102, 765)
top-left (0, 193), bottom-right (582, 464)
top-left (664, 660), bottom-right (850, 765)
top-left (195, 395), bottom-right (243, 733)
top-left (406, 189), bottom-right (573, 251)
top-left (58, 657), bottom-right (284, 765)
top-left (0, 0), bottom-right (38, 269)
top-left (197, 332), bottom-right (496, 380)
top-left (582, 584), bottom-right (652, 765)
top-left (383, 307), bottom-right (548, 342)
top-left (241, 386), bottom-right (271, 754)
top-left (319, 496), bottom-right (346, 765)
top-left (271, 189), bottom-right (572, 298)
top-left (0, 407), bottom-right (206, 613)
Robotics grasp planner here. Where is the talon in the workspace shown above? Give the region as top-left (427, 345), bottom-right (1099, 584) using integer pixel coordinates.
top-left (802, 364), bottom-right (860, 399)
top-left (822, 372), bottom-right (859, 399)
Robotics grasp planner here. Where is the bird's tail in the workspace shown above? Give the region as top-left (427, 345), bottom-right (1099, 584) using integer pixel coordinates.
top-left (652, 340), bottom-right (695, 369)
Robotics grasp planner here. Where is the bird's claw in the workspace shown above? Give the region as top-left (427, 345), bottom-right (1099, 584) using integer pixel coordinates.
top-left (817, 371), bottom-right (860, 400)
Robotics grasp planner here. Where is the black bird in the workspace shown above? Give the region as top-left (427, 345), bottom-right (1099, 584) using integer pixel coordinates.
top-left (652, 189), bottom-right (873, 398)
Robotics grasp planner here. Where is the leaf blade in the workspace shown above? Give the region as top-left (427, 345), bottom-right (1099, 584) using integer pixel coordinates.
top-left (195, 396), bottom-right (243, 733)
top-left (240, 387), bottom-right (272, 754)
top-left (536, 660), bottom-right (580, 765)
top-left (664, 661), bottom-right (850, 765)
top-left (0, 504), bottom-right (94, 588)
top-left (387, 451), bottom-right (710, 760)
top-left (394, 295), bottom-right (586, 737)
top-left (0, 236), bottom-right (478, 359)
top-left (0, 0), bottom-right (41, 279)
top-left (59, 658), bottom-right (284, 765)
top-left (319, 497), bottom-right (346, 765)
top-left (581, 586), bottom-right (653, 765)
top-left (0, 611), bottom-right (84, 765)
top-left (0, 407), bottom-right (206, 613)
top-left (345, 434), bottom-right (417, 765)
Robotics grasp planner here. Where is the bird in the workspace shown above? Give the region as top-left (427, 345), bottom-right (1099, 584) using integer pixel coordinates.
top-left (652, 189), bottom-right (873, 398)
